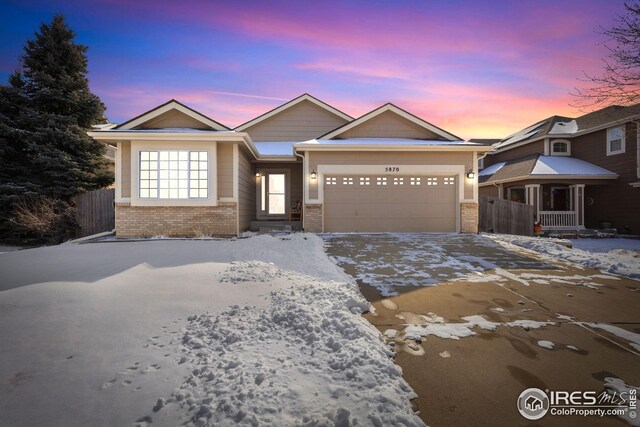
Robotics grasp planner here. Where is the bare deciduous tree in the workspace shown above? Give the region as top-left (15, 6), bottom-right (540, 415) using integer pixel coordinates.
top-left (573, 2), bottom-right (640, 109)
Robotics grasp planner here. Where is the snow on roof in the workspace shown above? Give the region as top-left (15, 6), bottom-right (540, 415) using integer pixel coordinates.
top-left (549, 120), bottom-right (578, 134)
top-left (479, 161), bottom-right (506, 176)
top-left (531, 156), bottom-right (617, 176)
top-left (254, 142), bottom-right (296, 156)
top-left (296, 138), bottom-right (478, 146)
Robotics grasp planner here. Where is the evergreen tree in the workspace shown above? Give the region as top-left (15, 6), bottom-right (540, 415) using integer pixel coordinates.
top-left (0, 15), bottom-right (113, 238)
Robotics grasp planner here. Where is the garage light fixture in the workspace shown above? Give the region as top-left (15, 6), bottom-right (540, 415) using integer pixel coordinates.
top-left (466, 170), bottom-right (475, 179)
top-left (310, 170), bottom-right (317, 180)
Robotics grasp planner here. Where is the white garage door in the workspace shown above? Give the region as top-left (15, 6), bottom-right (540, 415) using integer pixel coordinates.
top-left (323, 175), bottom-right (457, 232)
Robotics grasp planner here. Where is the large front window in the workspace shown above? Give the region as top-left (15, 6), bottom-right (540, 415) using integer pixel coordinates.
top-left (139, 150), bottom-right (208, 199)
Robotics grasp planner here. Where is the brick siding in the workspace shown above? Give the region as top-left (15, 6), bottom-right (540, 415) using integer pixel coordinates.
top-left (115, 202), bottom-right (237, 237)
top-left (304, 204), bottom-right (323, 232)
top-left (460, 202), bottom-right (479, 234)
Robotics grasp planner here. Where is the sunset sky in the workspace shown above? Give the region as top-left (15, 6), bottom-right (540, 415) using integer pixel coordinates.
top-left (0, 0), bottom-right (626, 139)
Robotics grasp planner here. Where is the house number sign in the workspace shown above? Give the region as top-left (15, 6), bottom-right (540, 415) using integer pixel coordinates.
top-left (385, 167), bottom-right (400, 172)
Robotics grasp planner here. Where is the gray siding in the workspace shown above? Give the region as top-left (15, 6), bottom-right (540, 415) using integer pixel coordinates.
top-left (238, 148), bottom-right (256, 231)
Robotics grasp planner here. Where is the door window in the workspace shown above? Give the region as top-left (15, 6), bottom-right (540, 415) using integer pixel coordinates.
top-left (268, 174), bottom-right (285, 214)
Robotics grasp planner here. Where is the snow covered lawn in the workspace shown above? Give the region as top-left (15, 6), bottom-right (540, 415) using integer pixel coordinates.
top-left (0, 235), bottom-right (423, 427)
top-left (486, 234), bottom-right (640, 280)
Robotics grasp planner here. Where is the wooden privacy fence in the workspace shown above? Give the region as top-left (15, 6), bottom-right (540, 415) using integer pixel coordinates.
top-left (73, 188), bottom-right (115, 237)
top-left (479, 195), bottom-right (534, 236)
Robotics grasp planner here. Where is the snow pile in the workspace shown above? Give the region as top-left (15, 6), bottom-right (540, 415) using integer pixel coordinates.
top-left (401, 312), bottom-right (554, 341)
top-left (148, 262), bottom-right (424, 427)
top-left (486, 234), bottom-right (640, 280)
top-left (549, 120), bottom-right (578, 134)
top-left (537, 340), bottom-right (555, 350)
top-left (570, 238), bottom-right (640, 254)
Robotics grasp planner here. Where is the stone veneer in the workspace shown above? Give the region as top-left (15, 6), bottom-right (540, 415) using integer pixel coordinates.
top-left (303, 204), bottom-right (323, 232)
top-left (115, 202), bottom-right (237, 237)
top-left (460, 202), bottom-right (479, 234)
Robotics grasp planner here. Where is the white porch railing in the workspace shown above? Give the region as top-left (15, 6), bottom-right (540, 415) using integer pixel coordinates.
top-left (539, 211), bottom-right (576, 229)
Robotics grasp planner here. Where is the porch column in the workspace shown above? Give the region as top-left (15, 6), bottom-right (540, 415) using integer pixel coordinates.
top-left (574, 184), bottom-right (585, 228)
top-left (569, 185), bottom-right (575, 211)
top-left (498, 184), bottom-right (504, 199)
top-left (525, 184), bottom-right (541, 220)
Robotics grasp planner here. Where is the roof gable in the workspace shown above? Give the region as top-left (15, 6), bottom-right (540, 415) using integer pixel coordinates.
top-left (116, 100), bottom-right (229, 131)
top-left (234, 93), bottom-right (353, 134)
top-left (320, 103), bottom-right (461, 141)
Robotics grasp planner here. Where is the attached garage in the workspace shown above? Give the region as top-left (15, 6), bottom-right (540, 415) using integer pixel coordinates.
top-left (323, 175), bottom-right (458, 232)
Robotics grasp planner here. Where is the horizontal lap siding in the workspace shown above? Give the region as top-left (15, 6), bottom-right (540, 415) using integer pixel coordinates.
top-left (484, 140), bottom-right (544, 167)
top-left (243, 101), bottom-right (349, 142)
top-left (339, 110), bottom-right (440, 139)
top-left (121, 143), bottom-right (131, 198)
top-left (238, 149), bottom-right (256, 231)
top-left (217, 143), bottom-right (234, 198)
top-left (571, 125), bottom-right (640, 232)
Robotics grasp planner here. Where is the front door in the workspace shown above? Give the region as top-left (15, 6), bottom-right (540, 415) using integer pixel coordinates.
top-left (257, 170), bottom-right (289, 219)
top-left (552, 187), bottom-right (570, 211)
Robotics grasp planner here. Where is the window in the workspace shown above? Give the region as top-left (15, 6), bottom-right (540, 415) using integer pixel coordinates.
top-left (139, 150), bottom-right (208, 199)
top-left (342, 177), bottom-right (354, 185)
top-left (444, 177), bottom-right (455, 185)
top-left (326, 177), bottom-right (337, 185)
top-left (376, 177), bottom-right (387, 186)
top-left (360, 177), bottom-right (370, 185)
top-left (268, 174), bottom-right (285, 214)
top-left (551, 140), bottom-right (570, 156)
top-left (393, 177), bottom-right (404, 185)
top-left (478, 157), bottom-right (484, 170)
top-left (410, 177), bottom-right (421, 185)
top-left (607, 126), bottom-right (625, 155)
top-left (427, 177), bottom-right (438, 186)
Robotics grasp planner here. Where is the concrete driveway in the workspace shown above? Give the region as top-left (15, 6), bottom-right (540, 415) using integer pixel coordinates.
top-left (324, 233), bottom-right (640, 427)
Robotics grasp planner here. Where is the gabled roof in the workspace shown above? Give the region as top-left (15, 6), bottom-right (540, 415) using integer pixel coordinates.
top-left (115, 99), bottom-right (230, 131)
top-left (494, 103), bottom-right (640, 152)
top-left (479, 154), bottom-right (618, 185)
top-left (234, 93), bottom-right (353, 131)
top-left (319, 103), bottom-right (462, 141)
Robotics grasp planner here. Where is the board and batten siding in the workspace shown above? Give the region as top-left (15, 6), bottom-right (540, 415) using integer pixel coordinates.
top-left (238, 148), bottom-right (256, 231)
top-left (307, 151), bottom-right (475, 201)
top-left (217, 143), bottom-right (234, 198)
top-left (242, 100), bottom-right (349, 142)
top-left (338, 110), bottom-right (441, 140)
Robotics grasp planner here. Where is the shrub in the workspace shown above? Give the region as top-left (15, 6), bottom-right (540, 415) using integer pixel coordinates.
top-left (10, 196), bottom-right (77, 243)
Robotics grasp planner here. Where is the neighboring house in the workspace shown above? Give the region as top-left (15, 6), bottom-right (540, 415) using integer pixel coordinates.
top-left (479, 104), bottom-right (640, 233)
top-left (88, 94), bottom-right (491, 237)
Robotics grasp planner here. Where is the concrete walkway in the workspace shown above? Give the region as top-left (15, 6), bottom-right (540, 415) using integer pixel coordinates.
top-left (324, 233), bottom-right (640, 427)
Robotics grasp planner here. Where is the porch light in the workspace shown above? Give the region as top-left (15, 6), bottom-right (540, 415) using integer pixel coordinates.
top-left (466, 170), bottom-right (475, 179)
top-left (310, 170), bottom-right (317, 180)
top-left (255, 171), bottom-right (261, 177)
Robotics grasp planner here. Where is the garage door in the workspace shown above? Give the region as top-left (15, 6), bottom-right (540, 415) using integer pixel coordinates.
top-left (323, 175), bottom-right (457, 232)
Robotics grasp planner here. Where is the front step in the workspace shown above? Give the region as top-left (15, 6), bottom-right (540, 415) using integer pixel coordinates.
top-left (250, 220), bottom-right (302, 232)
top-left (259, 225), bottom-right (292, 233)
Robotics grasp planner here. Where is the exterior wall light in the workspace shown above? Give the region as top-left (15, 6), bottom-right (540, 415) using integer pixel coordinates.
top-left (310, 170), bottom-right (317, 180)
top-left (467, 171), bottom-right (475, 179)
top-left (255, 171), bottom-right (261, 177)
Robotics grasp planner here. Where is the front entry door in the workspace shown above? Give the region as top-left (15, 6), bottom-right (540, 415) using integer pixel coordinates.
top-left (257, 170), bottom-right (289, 219)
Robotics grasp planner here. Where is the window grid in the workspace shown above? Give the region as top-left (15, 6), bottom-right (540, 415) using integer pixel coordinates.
top-left (410, 177), bottom-right (421, 186)
top-left (326, 177), bottom-right (337, 185)
top-left (343, 177), bottom-right (354, 185)
top-left (139, 150), bottom-right (208, 199)
top-left (444, 177), bottom-right (455, 185)
top-left (427, 177), bottom-right (438, 186)
top-left (360, 177), bottom-right (370, 185)
top-left (377, 177), bottom-right (387, 186)
top-left (607, 126), bottom-right (625, 155)
top-left (393, 177), bottom-right (404, 185)
top-left (552, 142), bottom-right (567, 153)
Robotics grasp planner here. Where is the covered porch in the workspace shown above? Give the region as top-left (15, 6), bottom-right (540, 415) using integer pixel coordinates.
top-left (479, 154), bottom-right (618, 231)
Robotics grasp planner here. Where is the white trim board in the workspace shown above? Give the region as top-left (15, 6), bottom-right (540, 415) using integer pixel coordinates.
top-left (118, 101), bottom-right (228, 131)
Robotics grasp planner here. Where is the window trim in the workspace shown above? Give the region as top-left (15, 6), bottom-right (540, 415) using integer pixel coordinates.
top-left (130, 141), bottom-right (217, 207)
top-left (550, 139), bottom-right (571, 156)
top-left (606, 125), bottom-right (626, 156)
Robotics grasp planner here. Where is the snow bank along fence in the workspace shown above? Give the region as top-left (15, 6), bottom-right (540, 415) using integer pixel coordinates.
top-left (479, 195), bottom-right (534, 236)
top-left (73, 188), bottom-right (115, 237)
